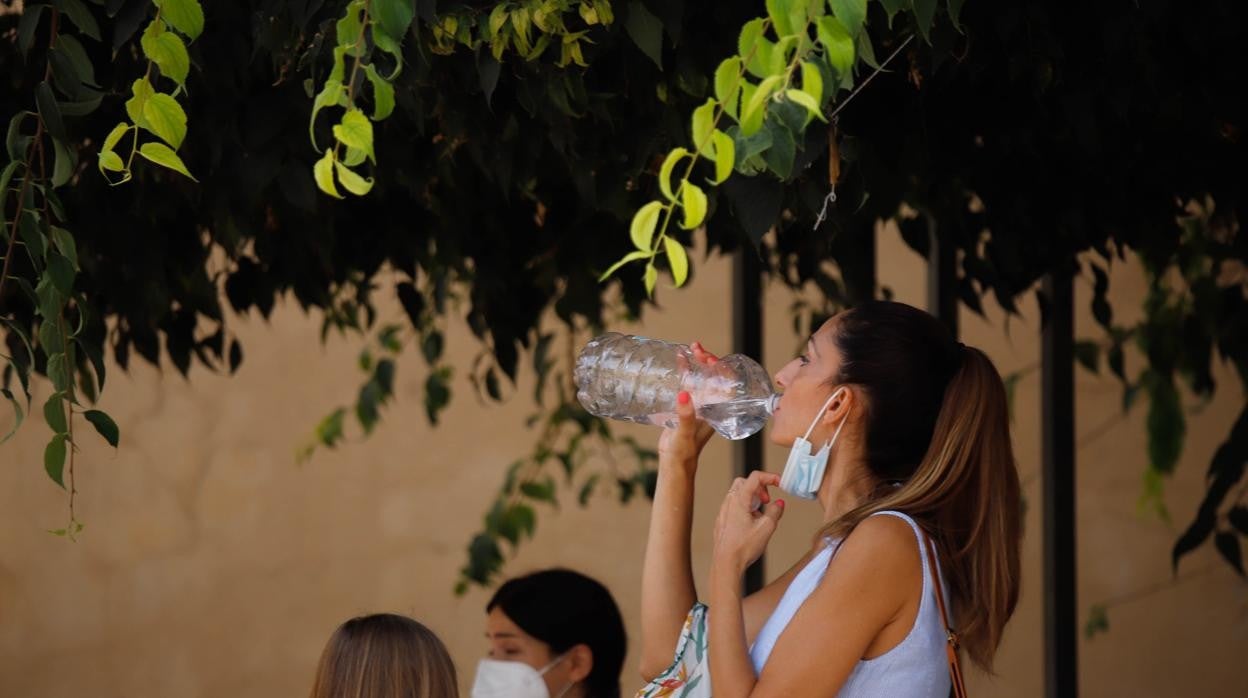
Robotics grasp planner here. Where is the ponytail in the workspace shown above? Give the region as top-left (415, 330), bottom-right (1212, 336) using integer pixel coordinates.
top-left (817, 303), bottom-right (1022, 672)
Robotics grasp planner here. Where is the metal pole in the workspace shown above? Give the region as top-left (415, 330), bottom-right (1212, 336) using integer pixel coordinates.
top-left (733, 246), bottom-right (766, 594)
top-left (1041, 271), bottom-right (1078, 697)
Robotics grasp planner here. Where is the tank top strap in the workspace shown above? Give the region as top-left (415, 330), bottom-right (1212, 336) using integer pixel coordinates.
top-left (866, 510), bottom-right (940, 602)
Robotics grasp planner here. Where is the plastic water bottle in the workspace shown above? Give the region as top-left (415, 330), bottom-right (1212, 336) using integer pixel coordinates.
top-left (574, 332), bottom-right (777, 440)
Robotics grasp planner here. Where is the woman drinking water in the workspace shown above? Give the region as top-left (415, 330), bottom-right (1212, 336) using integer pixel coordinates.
top-left (638, 301), bottom-right (1022, 697)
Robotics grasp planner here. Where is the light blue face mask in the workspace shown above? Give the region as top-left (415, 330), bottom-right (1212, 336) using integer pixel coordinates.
top-left (779, 388), bottom-right (850, 499)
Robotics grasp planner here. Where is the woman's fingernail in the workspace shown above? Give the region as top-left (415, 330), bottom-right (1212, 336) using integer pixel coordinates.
top-left (677, 391), bottom-right (690, 405)
top-left (776, 499), bottom-right (786, 509)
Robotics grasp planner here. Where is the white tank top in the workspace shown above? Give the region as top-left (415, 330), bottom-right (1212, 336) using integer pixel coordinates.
top-left (748, 511), bottom-right (953, 697)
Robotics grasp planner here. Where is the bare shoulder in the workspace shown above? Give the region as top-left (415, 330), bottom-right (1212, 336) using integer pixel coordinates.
top-left (829, 514), bottom-right (923, 581)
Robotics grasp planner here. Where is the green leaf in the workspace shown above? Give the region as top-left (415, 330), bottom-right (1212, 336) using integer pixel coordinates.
top-left (911, 0), bottom-right (937, 43)
top-left (766, 0), bottom-right (796, 36)
top-left (658, 148), bottom-right (688, 201)
top-left (664, 237), bottom-right (689, 286)
top-left (333, 109), bottom-right (374, 162)
top-left (578, 474), bottom-right (600, 506)
top-left (625, 1), bottom-right (664, 69)
top-left (880, 0), bottom-right (906, 24)
top-left (363, 64), bottom-right (396, 121)
top-left (47, 353), bottom-right (72, 393)
top-left (424, 367), bottom-right (452, 425)
top-left (138, 142), bottom-right (196, 180)
top-left (341, 146), bottom-right (367, 167)
top-left (98, 150), bottom-right (125, 174)
top-left (691, 98), bottom-right (716, 157)
top-left (801, 60), bottom-right (824, 106)
top-left (313, 150), bottom-right (341, 198)
top-left (47, 252), bottom-right (76, 297)
top-left (1229, 507), bottom-right (1248, 536)
top-left (681, 183), bottom-right (707, 229)
top-left (520, 478), bottom-right (557, 504)
top-left (785, 88), bottom-right (825, 123)
top-left (142, 93), bottom-right (188, 148)
top-left (742, 75), bottom-right (782, 137)
top-left (421, 330), bottom-right (444, 364)
top-left (45, 434), bottom-right (67, 488)
top-left (598, 250), bottom-right (651, 282)
top-left (0, 388), bottom-right (25, 446)
top-left (40, 318), bottom-right (65, 356)
top-left (44, 392), bottom-right (68, 434)
top-left (314, 408), bottom-right (346, 448)
top-left (334, 161), bottom-right (374, 196)
top-left (36, 82), bottom-right (68, 144)
top-left (1084, 604), bottom-right (1109, 640)
top-left (51, 139), bottom-right (76, 188)
top-left (54, 0), bottom-right (101, 40)
top-left (1214, 531), bottom-right (1244, 577)
top-left (1146, 372), bottom-right (1185, 475)
top-left (762, 122), bottom-right (796, 178)
top-left (830, 0), bottom-right (867, 37)
top-left (711, 129), bottom-right (735, 184)
top-left (1074, 340), bottom-right (1100, 373)
top-left (18, 5), bottom-right (45, 57)
top-left (949, 0), bottom-right (966, 31)
top-left (630, 200), bottom-right (664, 251)
top-left (856, 29), bottom-right (880, 71)
top-left (738, 18), bottom-right (772, 78)
top-left (714, 57), bottom-right (743, 119)
top-left (1, 160), bottom-right (20, 207)
top-left (125, 78), bottom-right (155, 130)
top-left (337, 0), bottom-right (367, 52)
top-left (373, 0), bottom-right (415, 43)
top-left (644, 263), bottom-right (657, 296)
top-left (56, 93), bottom-right (103, 118)
top-left (817, 16), bottom-right (855, 78)
top-left (309, 80), bottom-right (344, 149)
top-left (102, 122), bottom-right (129, 154)
top-left (50, 227), bottom-right (79, 271)
top-left (55, 36), bottom-right (99, 88)
top-left (154, 0), bottom-right (205, 39)
top-left (141, 22), bottom-right (191, 86)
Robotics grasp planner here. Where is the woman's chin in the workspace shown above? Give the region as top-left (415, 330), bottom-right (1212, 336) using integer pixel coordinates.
top-left (767, 430), bottom-right (793, 447)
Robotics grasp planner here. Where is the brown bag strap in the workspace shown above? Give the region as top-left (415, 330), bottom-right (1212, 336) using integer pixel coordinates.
top-left (925, 533), bottom-right (968, 698)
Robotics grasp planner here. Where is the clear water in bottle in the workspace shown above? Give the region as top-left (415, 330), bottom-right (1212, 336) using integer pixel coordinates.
top-left (574, 332), bottom-right (777, 440)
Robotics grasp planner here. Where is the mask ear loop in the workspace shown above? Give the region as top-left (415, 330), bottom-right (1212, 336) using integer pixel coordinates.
top-left (803, 388), bottom-right (846, 444)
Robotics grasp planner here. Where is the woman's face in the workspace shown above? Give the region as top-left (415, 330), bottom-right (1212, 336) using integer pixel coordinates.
top-left (485, 607), bottom-right (575, 696)
top-left (769, 319), bottom-right (845, 447)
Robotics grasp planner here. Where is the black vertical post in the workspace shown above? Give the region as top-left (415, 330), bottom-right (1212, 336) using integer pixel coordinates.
top-left (733, 247), bottom-right (765, 594)
top-left (1041, 271), bottom-right (1078, 698)
top-left (927, 218), bottom-right (958, 337)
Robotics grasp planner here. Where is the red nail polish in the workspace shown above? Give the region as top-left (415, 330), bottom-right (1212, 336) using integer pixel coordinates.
top-left (677, 391), bottom-right (690, 405)
top-left (776, 499), bottom-right (786, 509)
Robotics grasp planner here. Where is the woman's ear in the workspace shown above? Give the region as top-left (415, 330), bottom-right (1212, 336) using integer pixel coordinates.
top-left (566, 643), bottom-right (593, 684)
top-left (822, 386), bottom-right (855, 428)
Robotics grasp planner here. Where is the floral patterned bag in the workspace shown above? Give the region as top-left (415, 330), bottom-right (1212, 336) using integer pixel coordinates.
top-left (635, 603), bottom-right (713, 698)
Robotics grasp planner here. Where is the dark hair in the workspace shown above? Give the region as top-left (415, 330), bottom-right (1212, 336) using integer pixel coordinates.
top-left (487, 569), bottom-right (626, 698)
top-left (309, 613), bottom-right (458, 698)
top-left (829, 300), bottom-right (966, 482)
top-left (819, 300), bottom-right (1022, 672)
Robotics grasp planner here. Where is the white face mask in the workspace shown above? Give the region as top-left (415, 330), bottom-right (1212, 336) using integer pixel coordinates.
top-left (471, 653), bottom-right (571, 698)
top-left (779, 388), bottom-right (849, 499)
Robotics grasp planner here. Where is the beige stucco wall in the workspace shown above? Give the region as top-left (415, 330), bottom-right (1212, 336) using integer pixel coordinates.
top-left (1, 229), bottom-right (1245, 697)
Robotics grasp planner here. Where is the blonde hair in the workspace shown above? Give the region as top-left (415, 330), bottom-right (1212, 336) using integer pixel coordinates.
top-left (309, 613), bottom-right (458, 698)
top-left (817, 303), bottom-right (1022, 672)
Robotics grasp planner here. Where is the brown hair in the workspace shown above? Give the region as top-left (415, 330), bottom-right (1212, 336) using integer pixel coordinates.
top-left (817, 301), bottom-right (1022, 672)
top-left (309, 613), bottom-right (459, 698)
